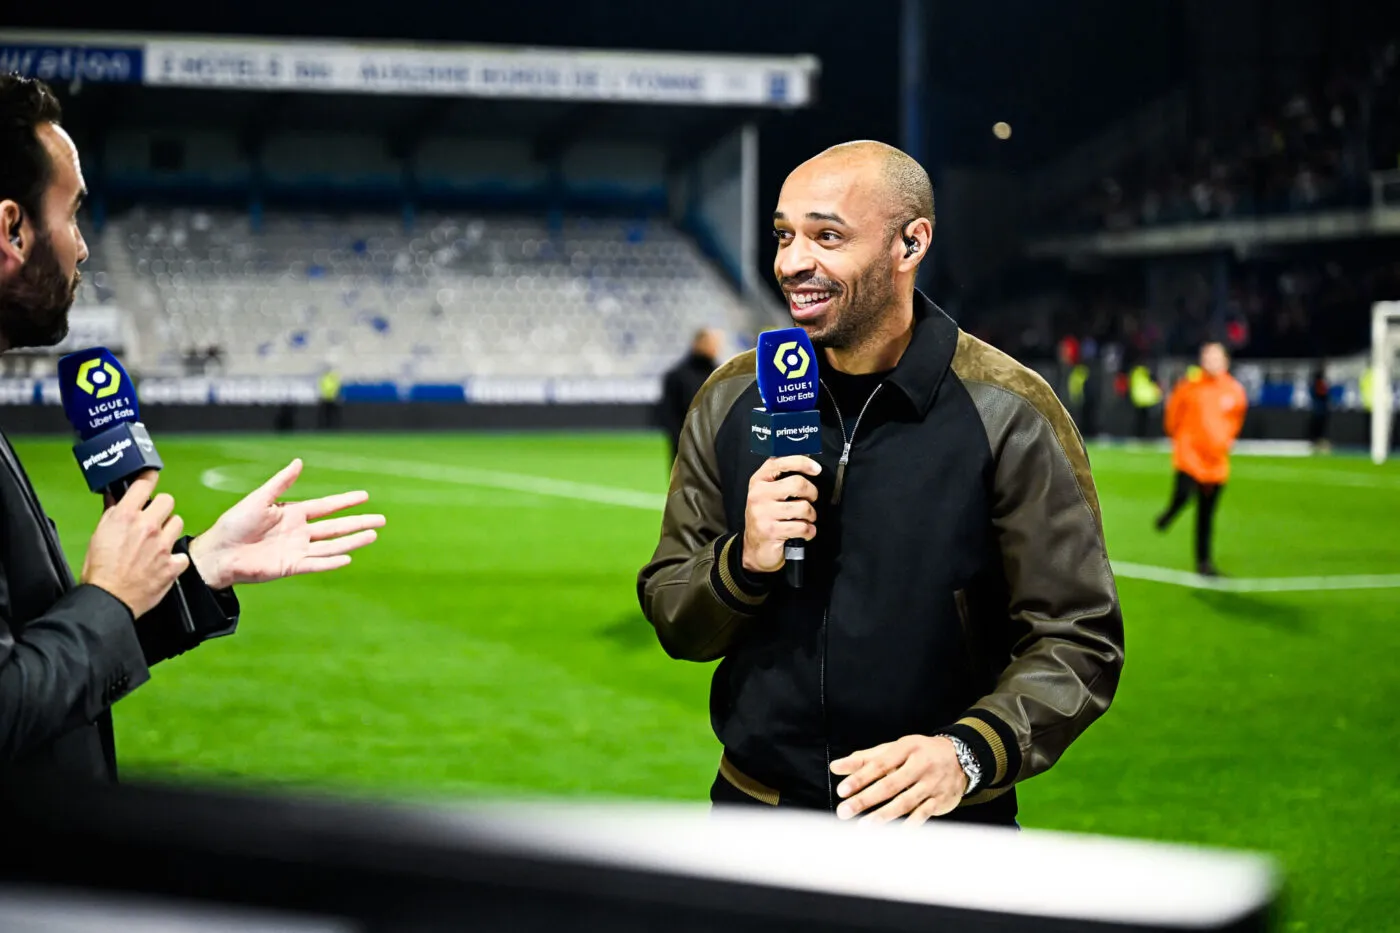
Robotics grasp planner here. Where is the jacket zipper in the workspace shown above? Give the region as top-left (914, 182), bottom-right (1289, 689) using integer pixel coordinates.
top-left (825, 382), bottom-right (883, 506)
top-left (817, 381), bottom-right (883, 810)
top-left (820, 608), bottom-right (833, 811)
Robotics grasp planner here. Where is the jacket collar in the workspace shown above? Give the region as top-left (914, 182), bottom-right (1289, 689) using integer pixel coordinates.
top-left (883, 290), bottom-right (960, 417)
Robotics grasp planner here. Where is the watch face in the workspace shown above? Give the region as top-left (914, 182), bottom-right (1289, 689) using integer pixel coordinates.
top-left (943, 735), bottom-right (981, 793)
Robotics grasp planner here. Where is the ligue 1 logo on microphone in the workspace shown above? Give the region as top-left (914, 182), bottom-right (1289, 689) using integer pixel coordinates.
top-left (59, 347), bottom-right (140, 437)
top-left (773, 341), bottom-right (810, 380)
top-left (752, 327), bottom-right (822, 456)
top-left (76, 358), bottom-right (123, 399)
top-left (61, 349), bottom-right (165, 494)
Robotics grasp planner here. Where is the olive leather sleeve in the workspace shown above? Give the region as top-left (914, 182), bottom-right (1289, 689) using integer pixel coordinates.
top-left (945, 334), bottom-right (1125, 790)
top-left (637, 352), bottom-right (765, 662)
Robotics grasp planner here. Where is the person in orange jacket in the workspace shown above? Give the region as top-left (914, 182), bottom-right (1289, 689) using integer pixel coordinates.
top-left (1154, 342), bottom-right (1248, 576)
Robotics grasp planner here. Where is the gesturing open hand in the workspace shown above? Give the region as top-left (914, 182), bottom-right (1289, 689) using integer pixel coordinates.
top-left (188, 458), bottom-right (385, 590)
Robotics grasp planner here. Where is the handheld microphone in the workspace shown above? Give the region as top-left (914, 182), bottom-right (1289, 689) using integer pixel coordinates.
top-left (752, 327), bottom-right (822, 588)
top-left (58, 347), bottom-right (195, 633)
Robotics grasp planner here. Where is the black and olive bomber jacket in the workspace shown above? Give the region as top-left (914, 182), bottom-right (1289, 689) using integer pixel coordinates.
top-left (638, 293), bottom-right (1125, 824)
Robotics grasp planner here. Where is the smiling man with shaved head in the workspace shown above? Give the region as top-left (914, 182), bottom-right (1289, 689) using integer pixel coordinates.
top-left (640, 140), bottom-right (1123, 827)
top-left (776, 141), bottom-right (935, 359)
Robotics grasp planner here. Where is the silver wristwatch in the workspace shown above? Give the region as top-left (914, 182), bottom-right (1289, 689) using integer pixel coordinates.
top-left (942, 735), bottom-right (982, 795)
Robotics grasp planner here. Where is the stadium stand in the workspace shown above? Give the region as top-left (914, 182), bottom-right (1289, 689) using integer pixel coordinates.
top-left (1052, 37), bottom-right (1399, 234)
top-left (966, 249), bottom-right (1400, 362)
top-left (968, 20), bottom-right (1400, 448)
top-left (0, 29), bottom-right (811, 402)
top-left (71, 244), bottom-right (115, 309)
top-left (100, 208), bottom-right (756, 380)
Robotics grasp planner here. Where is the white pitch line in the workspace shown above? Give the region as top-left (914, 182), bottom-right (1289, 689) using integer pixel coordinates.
top-left (257, 451), bottom-right (667, 511)
top-left (205, 453), bottom-right (1398, 594)
top-left (1093, 455), bottom-right (1400, 490)
top-left (200, 466), bottom-right (247, 494)
top-left (1111, 560), bottom-right (1400, 593)
top-left (1101, 439), bottom-right (1316, 458)
top-left (198, 465), bottom-right (554, 508)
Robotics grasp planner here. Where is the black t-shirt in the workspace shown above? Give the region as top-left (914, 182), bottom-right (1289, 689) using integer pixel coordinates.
top-left (822, 366), bottom-right (893, 426)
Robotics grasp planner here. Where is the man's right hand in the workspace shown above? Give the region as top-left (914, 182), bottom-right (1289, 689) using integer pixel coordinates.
top-left (742, 456), bottom-right (821, 574)
top-left (80, 471), bottom-right (191, 619)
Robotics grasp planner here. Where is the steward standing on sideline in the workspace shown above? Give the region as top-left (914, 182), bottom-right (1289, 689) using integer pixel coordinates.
top-left (656, 329), bottom-right (724, 466)
top-left (1155, 342), bottom-right (1248, 576)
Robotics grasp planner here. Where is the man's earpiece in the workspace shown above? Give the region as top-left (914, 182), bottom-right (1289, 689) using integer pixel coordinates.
top-left (8, 212), bottom-right (21, 250)
top-left (901, 222), bottom-right (919, 259)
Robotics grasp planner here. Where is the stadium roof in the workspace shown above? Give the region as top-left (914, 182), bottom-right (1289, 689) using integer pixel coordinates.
top-left (64, 87), bottom-right (774, 153)
top-left (0, 30), bottom-right (819, 108)
top-left (3, 29), bottom-right (820, 161)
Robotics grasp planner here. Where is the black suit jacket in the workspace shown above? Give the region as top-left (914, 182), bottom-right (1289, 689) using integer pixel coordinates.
top-left (0, 430), bottom-right (239, 781)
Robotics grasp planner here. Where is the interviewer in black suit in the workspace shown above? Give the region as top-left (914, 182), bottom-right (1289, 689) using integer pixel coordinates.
top-left (0, 73), bottom-right (386, 780)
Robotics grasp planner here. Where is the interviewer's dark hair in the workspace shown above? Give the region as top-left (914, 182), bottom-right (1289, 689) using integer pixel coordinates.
top-left (0, 73), bottom-right (64, 230)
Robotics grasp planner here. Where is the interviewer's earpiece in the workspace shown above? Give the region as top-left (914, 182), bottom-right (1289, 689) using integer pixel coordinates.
top-left (8, 213), bottom-right (21, 250)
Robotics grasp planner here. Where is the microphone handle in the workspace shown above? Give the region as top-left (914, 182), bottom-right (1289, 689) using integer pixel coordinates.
top-left (784, 540), bottom-right (805, 589)
top-left (106, 476), bottom-right (197, 635)
top-left (777, 469), bottom-right (808, 589)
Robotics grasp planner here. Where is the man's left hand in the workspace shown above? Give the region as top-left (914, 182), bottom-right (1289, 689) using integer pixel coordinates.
top-left (830, 735), bottom-right (966, 825)
top-left (189, 459), bottom-right (386, 590)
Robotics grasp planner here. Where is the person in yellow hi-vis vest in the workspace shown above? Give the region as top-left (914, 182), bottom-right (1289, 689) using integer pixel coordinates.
top-left (1067, 362), bottom-right (1089, 424)
top-left (1362, 365), bottom-right (1400, 458)
top-left (318, 366), bottom-right (342, 430)
top-left (1129, 364), bottom-right (1163, 439)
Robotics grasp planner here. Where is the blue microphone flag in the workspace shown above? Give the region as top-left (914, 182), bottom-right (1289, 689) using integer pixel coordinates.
top-left (57, 347), bottom-right (161, 492)
top-left (752, 327), bottom-right (822, 457)
top-left (57, 346), bottom-right (140, 440)
top-left (755, 327), bottom-right (819, 412)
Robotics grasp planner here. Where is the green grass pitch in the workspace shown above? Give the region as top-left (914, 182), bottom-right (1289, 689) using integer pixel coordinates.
top-left (12, 430), bottom-right (1400, 930)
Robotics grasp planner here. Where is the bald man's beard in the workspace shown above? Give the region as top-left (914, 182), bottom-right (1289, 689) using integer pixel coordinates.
top-left (797, 256), bottom-right (898, 353)
top-left (0, 234), bottom-right (78, 350)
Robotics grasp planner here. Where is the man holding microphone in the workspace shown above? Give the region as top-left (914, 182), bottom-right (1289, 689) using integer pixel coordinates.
top-left (638, 141), bottom-right (1124, 826)
top-left (0, 73), bottom-right (385, 780)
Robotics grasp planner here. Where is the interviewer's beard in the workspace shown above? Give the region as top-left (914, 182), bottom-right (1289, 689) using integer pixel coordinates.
top-left (0, 234), bottom-right (77, 350)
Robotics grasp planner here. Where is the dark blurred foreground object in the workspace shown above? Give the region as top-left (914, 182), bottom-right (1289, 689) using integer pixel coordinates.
top-left (0, 774), bottom-right (1277, 932)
